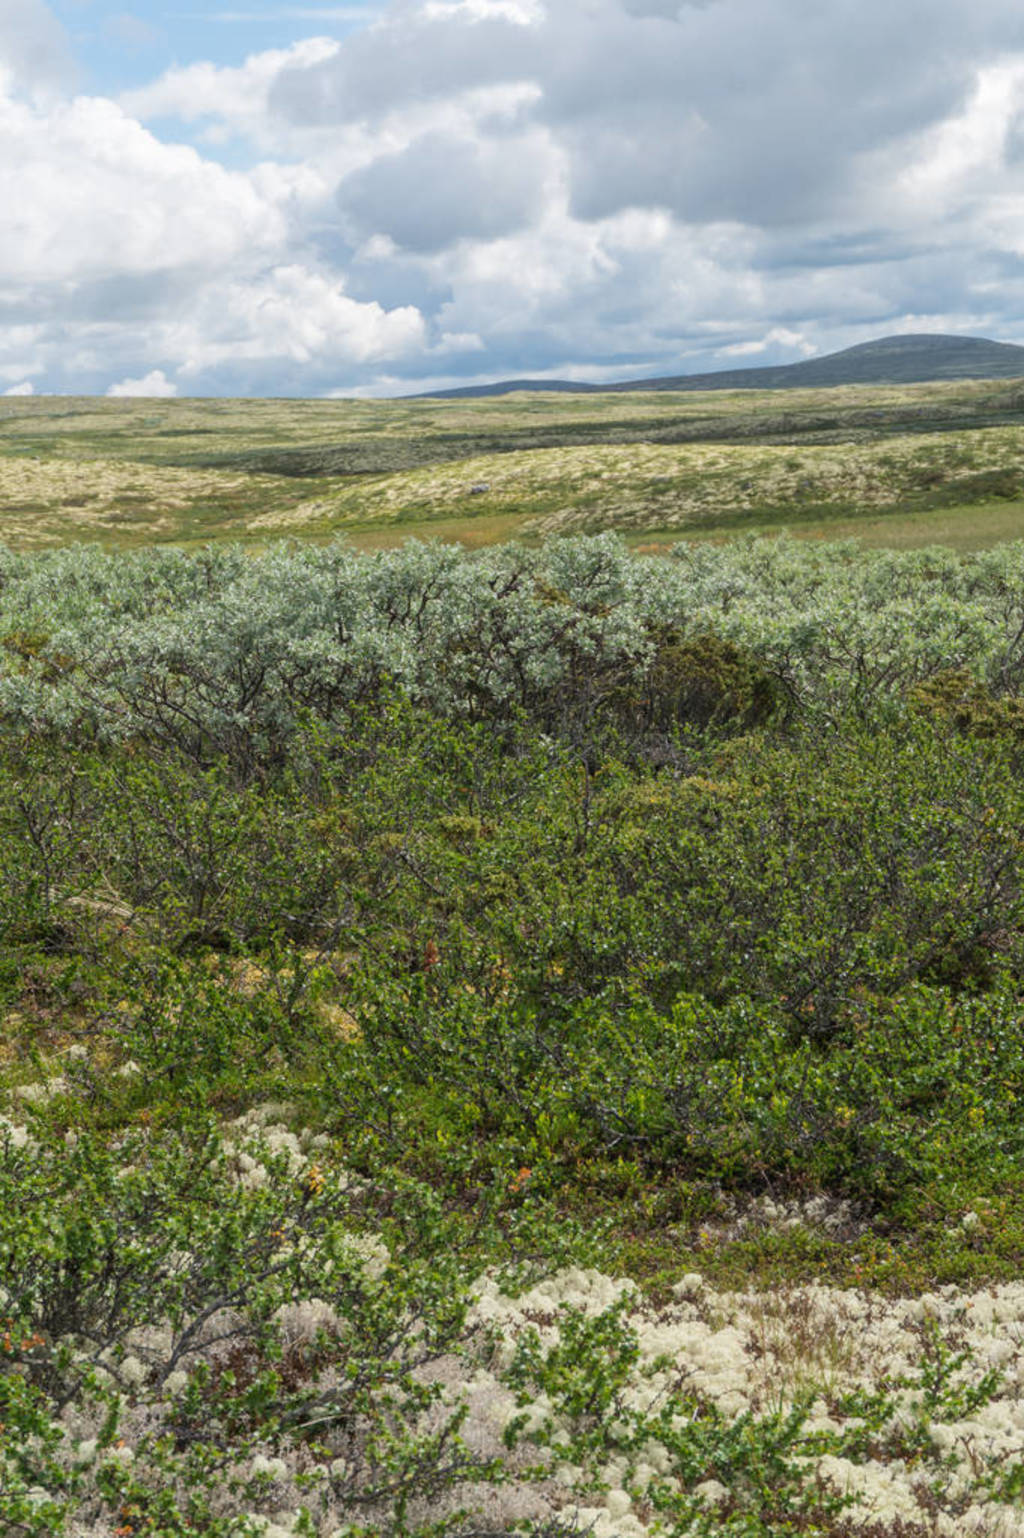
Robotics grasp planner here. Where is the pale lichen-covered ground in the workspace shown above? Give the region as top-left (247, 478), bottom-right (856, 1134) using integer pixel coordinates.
top-left (3, 381), bottom-right (1024, 551)
top-left (5, 426), bottom-right (1024, 547)
top-left (6, 1100), bottom-right (1024, 1538)
top-left (0, 454), bottom-right (330, 547)
top-left (312, 428), bottom-right (1024, 536)
top-left (465, 1264), bottom-right (1024, 1538)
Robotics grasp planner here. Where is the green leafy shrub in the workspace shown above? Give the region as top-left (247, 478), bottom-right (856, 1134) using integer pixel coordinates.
top-left (633, 628), bottom-right (785, 733)
top-left (0, 1119), bottom-right (510, 1537)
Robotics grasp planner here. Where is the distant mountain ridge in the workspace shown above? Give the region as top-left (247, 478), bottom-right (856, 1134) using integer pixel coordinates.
top-left (418, 334), bottom-right (1024, 399)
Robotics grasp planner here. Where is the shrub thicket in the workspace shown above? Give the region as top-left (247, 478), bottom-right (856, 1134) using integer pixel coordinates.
top-left (6, 534), bottom-right (1024, 1534)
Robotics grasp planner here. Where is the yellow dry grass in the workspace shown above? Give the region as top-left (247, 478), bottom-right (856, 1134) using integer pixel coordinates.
top-left (0, 454), bottom-right (321, 547)
top-left (4, 380), bottom-right (1024, 552)
top-left (312, 427), bottom-right (1024, 536)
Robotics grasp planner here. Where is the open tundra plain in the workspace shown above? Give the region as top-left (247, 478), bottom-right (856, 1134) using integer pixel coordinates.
top-left (7, 374), bottom-right (1024, 551)
top-left (9, 388), bottom-right (1024, 1534)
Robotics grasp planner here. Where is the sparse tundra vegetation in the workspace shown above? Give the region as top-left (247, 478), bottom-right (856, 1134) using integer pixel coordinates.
top-left (9, 384), bottom-right (1024, 1535)
top-left (6, 374), bottom-right (1024, 551)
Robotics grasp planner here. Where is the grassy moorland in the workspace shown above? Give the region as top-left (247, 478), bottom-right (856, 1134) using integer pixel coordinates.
top-left (6, 375), bottom-right (1024, 551)
top-left (5, 533), bottom-right (1024, 1534)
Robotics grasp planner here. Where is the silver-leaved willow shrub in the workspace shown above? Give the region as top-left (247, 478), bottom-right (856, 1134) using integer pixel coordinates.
top-left (3, 533), bottom-right (1024, 761)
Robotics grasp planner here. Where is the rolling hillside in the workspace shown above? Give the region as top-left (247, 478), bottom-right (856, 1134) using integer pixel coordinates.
top-left (421, 332), bottom-right (1024, 398)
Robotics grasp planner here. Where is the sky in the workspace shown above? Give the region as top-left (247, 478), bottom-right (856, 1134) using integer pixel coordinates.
top-left (4, 0), bottom-right (1024, 398)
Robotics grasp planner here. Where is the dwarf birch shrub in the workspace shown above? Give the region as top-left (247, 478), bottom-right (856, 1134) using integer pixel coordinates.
top-left (82, 748), bottom-right (362, 951)
top-left (0, 1119), bottom-right (513, 1537)
top-left (328, 962), bottom-right (1024, 1196)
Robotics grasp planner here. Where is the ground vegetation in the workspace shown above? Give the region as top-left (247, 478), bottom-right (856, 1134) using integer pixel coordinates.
top-left (4, 534), bottom-right (1024, 1532)
top-left (8, 378), bottom-right (1024, 552)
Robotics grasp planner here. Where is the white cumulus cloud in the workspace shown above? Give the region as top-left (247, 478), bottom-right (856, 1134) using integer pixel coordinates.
top-left (0, 93), bottom-right (287, 284)
top-left (174, 264), bottom-right (426, 377)
top-left (0, 0), bottom-right (75, 96)
top-left (107, 369), bottom-right (179, 397)
top-left (6, 0), bottom-right (1024, 394)
top-left (119, 36), bottom-right (341, 146)
top-left (721, 327), bottom-right (818, 358)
